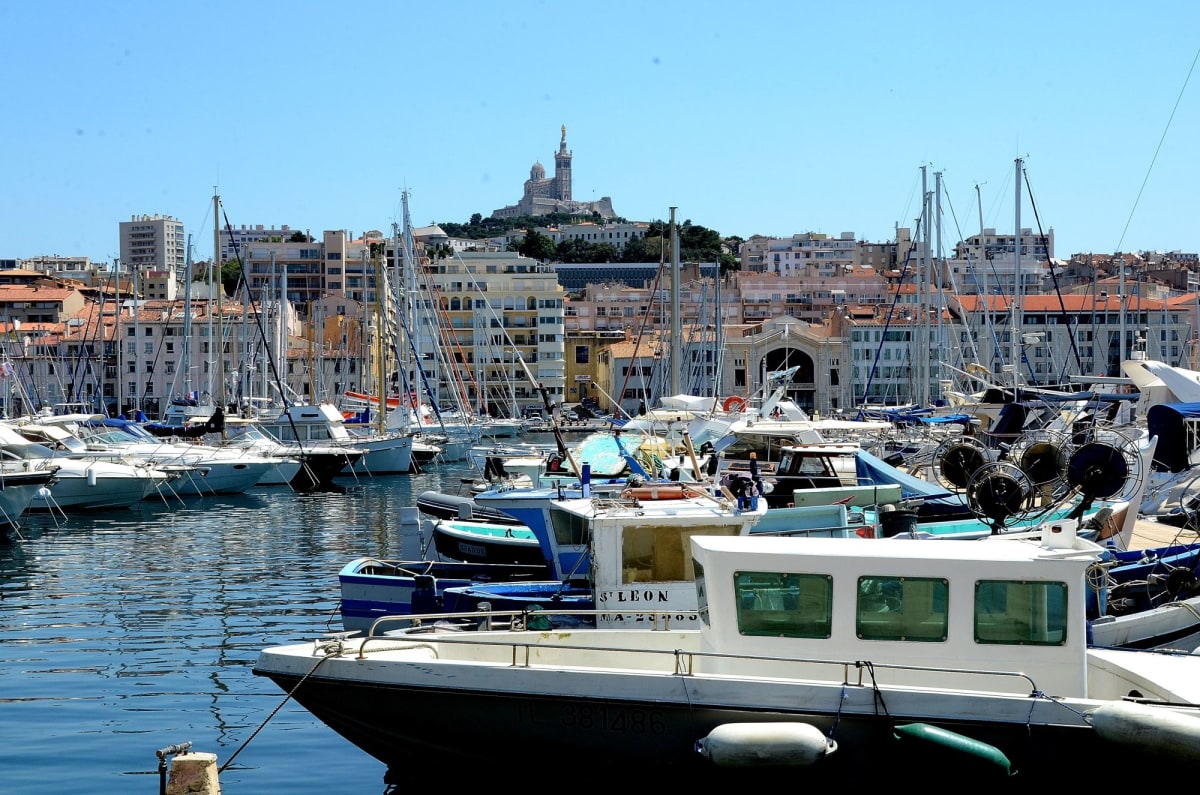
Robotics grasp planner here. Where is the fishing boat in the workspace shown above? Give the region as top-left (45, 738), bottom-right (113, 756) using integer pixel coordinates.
top-left (1086, 540), bottom-right (1200, 649)
top-left (899, 427), bottom-right (1156, 547)
top-left (255, 531), bottom-right (1200, 782)
top-left (337, 552), bottom-right (554, 635)
top-left (415, 489), bottom-right (525, 525)
top-left (429, 518), bottom-right (544, 566)
top-left (338, 483), bottom-right (768, 634)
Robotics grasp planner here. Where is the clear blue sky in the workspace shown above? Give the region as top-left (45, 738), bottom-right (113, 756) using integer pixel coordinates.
top-left (3, 1), bottom-right (1198, 265)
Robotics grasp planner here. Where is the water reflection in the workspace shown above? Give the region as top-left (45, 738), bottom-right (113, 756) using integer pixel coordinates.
top-left (0, 462), bottom-right (475, 795)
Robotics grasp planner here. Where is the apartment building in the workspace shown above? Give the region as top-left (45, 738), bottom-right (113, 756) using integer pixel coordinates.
top-left (119, 214), bottom-right (186, 280)
top-left (540, 221), bottom-right (649, 255)
top-left (418, 251), bottom-right (566, 417)
top-left (219, 223), bottom-right (298, 264)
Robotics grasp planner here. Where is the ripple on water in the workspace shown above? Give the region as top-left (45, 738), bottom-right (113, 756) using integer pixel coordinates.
top-left (0, 461), bottom-right (480, 795)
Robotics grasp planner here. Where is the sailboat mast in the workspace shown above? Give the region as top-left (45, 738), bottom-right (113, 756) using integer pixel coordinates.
top-left (114, 266), bottom-right (123, 415)
top-left (402, 191), bottom-right (422, 414)
top-left (1012, 158), bottom-right (1023, 396)
top-left (182, 236), bottom-right (193, 403)
top-left (934, 169), bottom-right (944, 406)
top-left (977, 182), bottom-right (989, 376)
top-left (133, 266), bottom-right (141, 415)
top-left (669, 207), bottom-right (681, 397)
top-left (919, 166), bottom-right (930, 408)
top-left (374, 244), bottom-right (386, 434)
top-left (213, 188), bottom-right (224, 413)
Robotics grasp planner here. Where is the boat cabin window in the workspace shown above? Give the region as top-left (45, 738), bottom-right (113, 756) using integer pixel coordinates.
top-left (705, 566), bottom-right (1069, 647)
top-left (621, 525), bottom-right (740, 584)
top-left (695, 561), bottom-right (709, 625)
top-left (268, 423), bottom-right (332, 443)
top-left (0, 443), bottom-right (50, 460)
top-left (734, 571), bottom-right (832, 638)
top-left (974, 579), bottom-right (1068, 646)
top-left (856, 576), bottom-right (948, 642)
top-left (776, 451), bottom-right (839, 477)
top-left (549, 508), bottom-right (590, 547)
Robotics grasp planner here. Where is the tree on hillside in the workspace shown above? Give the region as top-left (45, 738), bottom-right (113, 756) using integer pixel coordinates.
top-left (427, 243), bottom-right (454, 261)
top-left (433, 212), bottom-right (737, 271)
top-left (556, 238), bottom-right (619, 263)
top-left (220, 260), bottom-right (241, 296)
top-left (518, 229), bottom-right (558, 261)
top-left (623, 233), bottom-right (667, 263)
top-left (439, 212), bottom-right (630, 241)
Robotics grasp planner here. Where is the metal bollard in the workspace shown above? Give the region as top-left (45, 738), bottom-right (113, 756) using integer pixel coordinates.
top-left (157, 743), bottom-right (192, 795)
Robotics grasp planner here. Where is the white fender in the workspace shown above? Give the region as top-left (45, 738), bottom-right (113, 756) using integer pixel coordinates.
top-left (695, 722), bottom-right (835, 767)
top-left (1090, 701), bottom-right (1200, 763)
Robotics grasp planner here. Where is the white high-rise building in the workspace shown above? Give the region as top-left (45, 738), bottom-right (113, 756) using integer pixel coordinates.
top-left (119, 214), bottom-right (186, 280)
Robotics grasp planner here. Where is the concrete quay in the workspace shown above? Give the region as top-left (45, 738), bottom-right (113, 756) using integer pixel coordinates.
top-left (1129, 517), bottom-right (1199, 550)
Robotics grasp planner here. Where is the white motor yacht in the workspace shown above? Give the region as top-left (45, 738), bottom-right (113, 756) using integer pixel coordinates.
top-left (29, 414), bottom-right (275, 496)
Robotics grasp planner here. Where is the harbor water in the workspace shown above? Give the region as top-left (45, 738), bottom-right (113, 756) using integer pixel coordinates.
top-left (1, 453), bottom-right (486, 795)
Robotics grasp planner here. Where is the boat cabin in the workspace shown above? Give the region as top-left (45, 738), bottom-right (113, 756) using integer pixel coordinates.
top-left (260, 403), bottom-right (353, 444)
top-left (691, 535), bottom-right (1097, 697)
top-left (725, 443), bottom-right (862, 509)
top-left (548, 494), bottom-right (768, 627)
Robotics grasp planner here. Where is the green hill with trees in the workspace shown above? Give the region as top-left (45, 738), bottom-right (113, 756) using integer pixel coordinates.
top-left (435, 212), bottom-right (741, 273)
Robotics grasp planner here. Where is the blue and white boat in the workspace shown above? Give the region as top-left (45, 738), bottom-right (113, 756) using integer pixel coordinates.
top-left (339, 484), bottom-right (769, 634)
top-left (259, 530), bottom-right (1200, 781)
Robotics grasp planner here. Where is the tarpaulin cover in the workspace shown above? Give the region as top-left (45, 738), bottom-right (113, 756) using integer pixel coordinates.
top-left (854, 449), bottom-right (972, 520)
top-left (1146, 402), bottom-right (1200, 472)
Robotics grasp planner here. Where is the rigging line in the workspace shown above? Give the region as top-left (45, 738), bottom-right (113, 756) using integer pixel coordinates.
top-left (449, 262), bottom-right (522, 413)
top-left (1020, 169), bottom-right (1085, 383)
top-left (936, 183), bottom-right (985, 369)
top-left (618, 253), bottom-right (667, 410)
top-left (1114, 45), bottom-right (1200, 254)
top-left (856, 203), bottom-right (929, 414)
top-left (421, 271), bottom-right (476, 416)
top-left (68, 295), bottom-right (107, 408)
top-left (217, 208), bottom-right (309, 448)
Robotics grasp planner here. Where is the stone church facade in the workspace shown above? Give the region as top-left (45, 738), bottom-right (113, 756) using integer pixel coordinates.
top-left (492, 126), bottom-right (617, 220)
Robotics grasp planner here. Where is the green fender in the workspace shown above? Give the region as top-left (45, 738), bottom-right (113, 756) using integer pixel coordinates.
top-left (893, 723), bottom-right (1013, 774)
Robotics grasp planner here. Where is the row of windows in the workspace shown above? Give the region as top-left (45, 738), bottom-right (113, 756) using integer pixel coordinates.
top-left (120, 357), bottom-right (312, 377)
top-left (721, 569), bottom-right (1067, 646)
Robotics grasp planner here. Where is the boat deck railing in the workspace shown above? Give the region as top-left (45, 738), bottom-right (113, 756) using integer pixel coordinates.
top-left (364, 605), bottom-right (685, 636)
top-left (335, 610), bottom-right (1048, 697)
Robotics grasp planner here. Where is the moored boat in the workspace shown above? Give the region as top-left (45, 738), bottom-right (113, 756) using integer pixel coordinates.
top-left (430, 518), bottom-right (544, 566)
top-left (256, 531), bottom-right (1200, 782)
top-left (341, 484), bottom-right (768, 633)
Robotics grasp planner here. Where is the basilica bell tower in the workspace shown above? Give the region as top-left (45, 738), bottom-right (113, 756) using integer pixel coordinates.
top-left (554, 124), bottom-right (572, 201)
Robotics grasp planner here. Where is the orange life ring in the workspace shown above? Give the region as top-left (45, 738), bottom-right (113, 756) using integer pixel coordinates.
top-left (622, 485), bottom-right (689, 501)
top-left (722, 396), bottom-right (748, 413)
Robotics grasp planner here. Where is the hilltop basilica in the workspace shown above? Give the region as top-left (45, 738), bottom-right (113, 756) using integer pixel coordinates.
top-left (491, 126), bottom-right (616, 220)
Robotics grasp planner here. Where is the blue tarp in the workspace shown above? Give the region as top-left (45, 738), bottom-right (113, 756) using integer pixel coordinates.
top-left (917, 413), bottom-right (975, 425)
top-left (1146, 402), bottom-right (1200, 472)
top-left (853, 449), bottom-right (972, 520)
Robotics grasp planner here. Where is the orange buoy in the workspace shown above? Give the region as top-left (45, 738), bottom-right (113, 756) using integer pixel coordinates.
top-left (622, 485), bottom-right (689, 500)
top-left (722, 396), bottom-right (747, 413)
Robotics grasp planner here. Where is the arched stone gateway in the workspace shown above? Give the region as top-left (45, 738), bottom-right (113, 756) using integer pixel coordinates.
top-left (757, 347), bottom-right (815, 412)
top-left (726, 317), bottom-right (848, 416)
